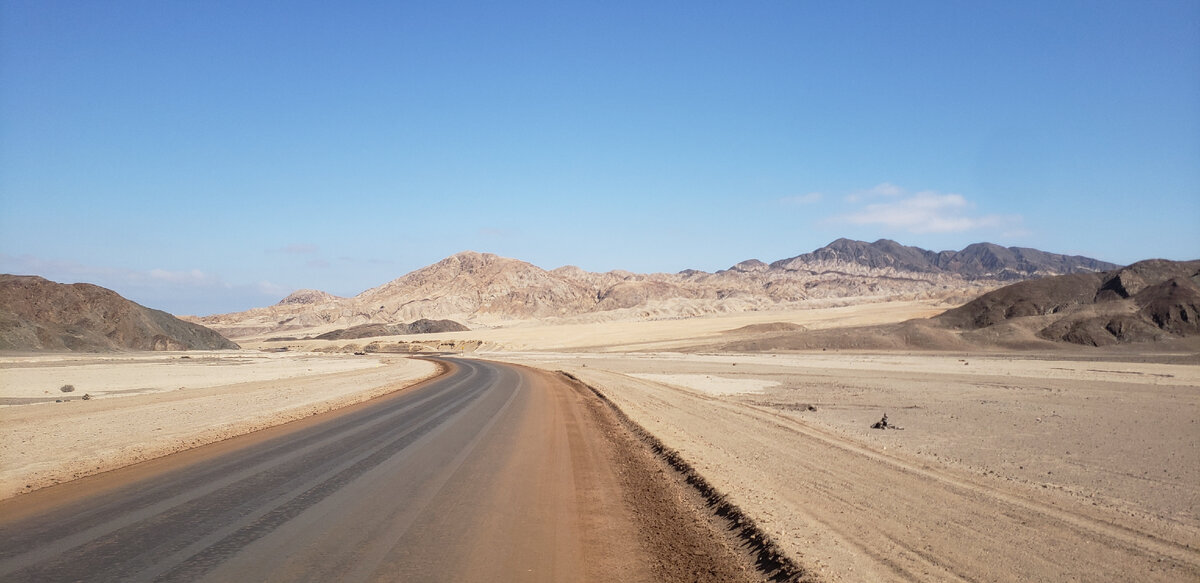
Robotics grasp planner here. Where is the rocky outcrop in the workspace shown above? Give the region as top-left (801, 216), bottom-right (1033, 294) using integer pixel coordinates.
top-left (936, 259), bottom-right (1200, 346)
top-left (0, 275), bottom-right (238, 352)
top-left (277, 289), bottom-right (342, 306)
top-left (405, 318), bottom-right (471, 335)
top-left (313, 319), bottom-right (470, 341)
top-left (724, 259), bottom-right (769, 274)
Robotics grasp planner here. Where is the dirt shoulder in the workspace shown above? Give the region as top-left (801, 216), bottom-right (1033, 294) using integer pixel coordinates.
top-left (493, 351), bottom-right (1200, 582)
top-left (0, 352), bottom-right (439, 499)
top-left (545, 364), bottom-right (804, 582)
top-left (1, 357), bottom-right (799, 582)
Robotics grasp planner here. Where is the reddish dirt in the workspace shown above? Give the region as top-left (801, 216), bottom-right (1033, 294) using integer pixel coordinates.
top-left (557, 369), bottom-right (811, 582)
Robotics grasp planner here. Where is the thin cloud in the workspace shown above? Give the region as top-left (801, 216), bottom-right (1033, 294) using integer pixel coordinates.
top-left (146, 268), bottom-right (218, 285)
top-left (0, 254), bottom-right (221, 287)
top-left (779, 192), bottom-right (823, 205)
top-left (845, 182), bottom-right (903, 203)
top-left (254, 280), bottom-right (291, 297)
top-left (0, 253), bottom-right (285, 315)
top-left (835, 186), bottom-right (1023, 234)
top-left (274, 243), bottom-right (319, 255)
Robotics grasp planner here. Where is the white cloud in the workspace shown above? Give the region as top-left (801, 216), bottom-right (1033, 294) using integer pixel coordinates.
top-left (255, 280), bottom-right (291, 297)
top-left (0, 254), bottom-right (284, 315)
top-left (779, 192), bottom-right (823, 205)
top-left (835, 186), bottom-right (1023, 234)
top-left (147, 268), bottom-right (220, 285)
top-left (845, 182), bottom-right (903, 202)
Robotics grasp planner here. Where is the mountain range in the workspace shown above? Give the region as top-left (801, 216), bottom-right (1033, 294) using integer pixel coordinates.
top-left (711, 258), bottom-right (1200, 351)
top-left (191, 239), bottom-right (1118, 339)
top-left (764, 238), bottom-right (1115, 279)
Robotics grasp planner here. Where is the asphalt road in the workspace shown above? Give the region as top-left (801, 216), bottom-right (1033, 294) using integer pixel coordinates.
top-left (0, 358), bottom-right (662, 582)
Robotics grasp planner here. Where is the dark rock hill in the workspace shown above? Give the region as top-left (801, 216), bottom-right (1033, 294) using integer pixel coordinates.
top-left (770, 238), bottom-right (1117, 280)
top-left (406, 318), bottom-right (471, 335)
top-left (314, 319), bottom-right (469, 341)
top-left (703, 258), bottom-right (1199, 353)
top-left (936, 259), bottom-right (1200, 346)
top-left (0, 275), bottom-right (239, 352)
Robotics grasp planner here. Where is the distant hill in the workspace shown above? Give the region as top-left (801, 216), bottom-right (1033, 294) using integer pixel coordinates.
top-left (706, 258), bottom-right (1199, 352)
top-left (193, 240), bottom-right (1119, 339)
top-left (0, 275), bottom-right (239, 352)
top-left (936, 258), bottom-right (1200, 346)
top-left (767, 238), bottom-right (1117, 280)
top-left (276, 289), bottom-right (343, 306)
top-left (314, 319), bottom-right (470, 341)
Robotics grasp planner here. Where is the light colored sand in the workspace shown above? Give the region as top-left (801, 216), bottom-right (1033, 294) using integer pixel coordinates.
top-left (493, 350), bottom-right (1200, 581)
top-left (0, 352), bottom-right (437, 499)
top-left (9, 294), bottom-right (1199, 580)
top-left (240, 299), bottom-right (947, 353)
top-left (627, 373), bottom-right (778, 395)
top-left (0, 351), bottom-right (385, 402)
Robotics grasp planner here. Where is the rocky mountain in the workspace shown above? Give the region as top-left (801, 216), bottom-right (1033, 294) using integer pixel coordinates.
top-left (936, 258), bottom-right (1200, 346)
top-left (768, 238), bottom-right (1117, 280)
top-left (192, 240), bottom-right (1119, 339)
top-left (277, 289), bottom-right (343, 305)
top-left (0, 275), bottom-right (238, 351)
top-left (706, 258), bottom-right (1199, 353)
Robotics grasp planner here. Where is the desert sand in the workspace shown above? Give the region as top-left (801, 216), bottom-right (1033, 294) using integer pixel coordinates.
top-left (487, 350), bottom-right (1200, 581)
top-left (0, 352), bottom-right (437, 499)
top-left (240, 299), bottom-right (949, 353)
top-left (3, 296), bottom-right (1198, 581)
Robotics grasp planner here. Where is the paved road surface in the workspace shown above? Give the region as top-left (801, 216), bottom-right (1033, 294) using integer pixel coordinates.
top-left (0, 358), bottom-right (669, 582)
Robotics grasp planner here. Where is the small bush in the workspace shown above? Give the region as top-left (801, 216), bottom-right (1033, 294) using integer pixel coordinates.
top-left (60, 384), bottom-right (75, 393)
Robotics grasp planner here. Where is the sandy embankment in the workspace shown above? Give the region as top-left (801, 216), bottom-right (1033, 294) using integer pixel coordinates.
top-left (493, 351), bottom-right (1200, 582)
top-left (0, 352), bottom-right (438, 499)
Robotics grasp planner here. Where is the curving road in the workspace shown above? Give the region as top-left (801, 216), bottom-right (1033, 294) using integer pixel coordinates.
top-left (0, 358), bottom-right (670, 582)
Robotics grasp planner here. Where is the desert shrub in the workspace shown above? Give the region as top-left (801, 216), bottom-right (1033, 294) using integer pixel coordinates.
top-left (60, 384), bottom-right (75, 393)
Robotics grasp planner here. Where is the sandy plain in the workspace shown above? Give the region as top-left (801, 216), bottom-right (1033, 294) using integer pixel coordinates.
top-left (3, 298), bottom-right (1198, 581)
top-left (240, 299), bottom-right (950, 353)
top-left (491, 350), bottom-right (1199, 581)
top-left (239, 299), bottom-right (1200, 580)
top-left (0, 352), bottom-right (437, 499)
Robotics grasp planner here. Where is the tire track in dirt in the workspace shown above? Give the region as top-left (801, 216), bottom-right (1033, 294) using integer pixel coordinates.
top-left (568, 367), bottom-right (1200, 582)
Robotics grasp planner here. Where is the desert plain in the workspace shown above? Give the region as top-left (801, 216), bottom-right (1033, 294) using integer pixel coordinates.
top-left (2, 299), bottom-right (1198, 581)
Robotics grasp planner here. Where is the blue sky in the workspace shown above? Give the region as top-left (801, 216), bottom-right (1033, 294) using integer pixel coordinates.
top-left (2, 1), bottom-right (1198, 315)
